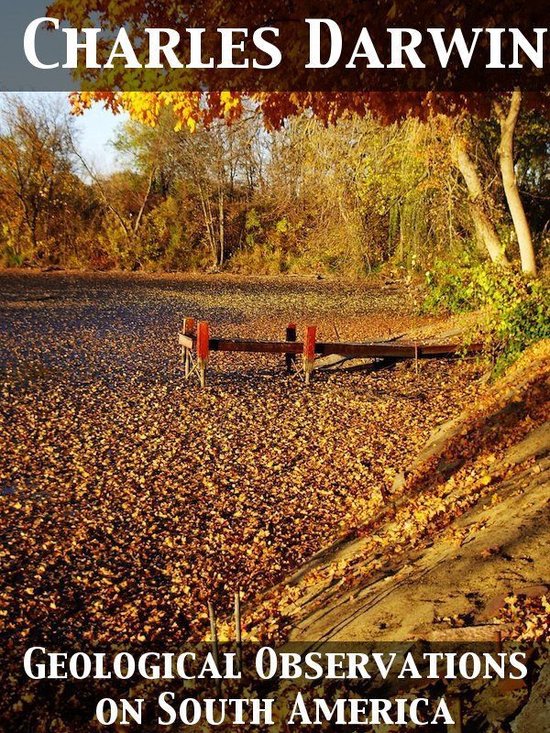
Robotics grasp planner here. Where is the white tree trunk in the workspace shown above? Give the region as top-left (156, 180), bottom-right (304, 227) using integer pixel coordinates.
top-left (451, 134), bottom-right (509, 266)
top-left (495, 90), bottom-right (537, 276)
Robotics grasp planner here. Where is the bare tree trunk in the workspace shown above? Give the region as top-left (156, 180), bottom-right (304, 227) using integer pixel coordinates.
top-left (451, 134), bottom-right (509, 266)
top-left (70, 141), bottom-right (133, 242)
top-left (197, 183), bottom-right (218, 266)
top-left (133, 167), bottom-right (155, 235)
top-left (218, 188), bottom-right (225, 267)
top-left (494, 91), bottom-right (537, 276)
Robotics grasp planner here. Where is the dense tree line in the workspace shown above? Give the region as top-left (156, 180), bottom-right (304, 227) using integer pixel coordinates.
top-left (0, 94), bottom-right (548, 276)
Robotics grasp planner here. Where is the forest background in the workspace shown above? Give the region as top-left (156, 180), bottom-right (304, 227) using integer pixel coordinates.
top-left (1, 93), bottom-right (548, 275)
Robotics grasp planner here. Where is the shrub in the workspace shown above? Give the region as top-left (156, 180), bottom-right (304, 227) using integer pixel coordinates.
top-left (0, 244), bottom-right (25, 268)
top-left (424, 261), bottom-right (550, 374)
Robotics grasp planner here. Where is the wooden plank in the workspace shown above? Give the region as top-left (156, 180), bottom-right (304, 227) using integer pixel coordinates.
top-left (206, 337), bottom-right (482, 359)
top-left (178, 334), bottom-right (195, 349)
top-left (316, 341), bottom-right (417, 358)
top-left (417, 342), bottom-right (483, 357)
top-left (316, 341), bottom-right (482, 359)
top-left (209, 338), bottom-right (304, 354)
top-left (183, 317), bottom-right (196, 337)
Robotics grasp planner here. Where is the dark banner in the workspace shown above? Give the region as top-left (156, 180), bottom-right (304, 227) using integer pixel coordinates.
top-left (2, 641), bottom-right (547, 731)
top-left (0, 0), bottom-right (548, 92)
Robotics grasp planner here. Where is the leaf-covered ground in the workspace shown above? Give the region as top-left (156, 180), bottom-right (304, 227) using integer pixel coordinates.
top-left (0, 272), bottom-right (485, 657)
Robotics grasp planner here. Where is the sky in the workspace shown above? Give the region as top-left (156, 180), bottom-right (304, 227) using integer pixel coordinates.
top-left (0, 92), bottom-right (128, 174)
top-left (71, 98), bottom-right (129, 174)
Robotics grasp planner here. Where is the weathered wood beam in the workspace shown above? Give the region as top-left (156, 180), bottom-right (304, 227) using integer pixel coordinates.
top-left (179, 328), bottom-right (482, 360)
top-left (205, 338), bottom-right (481, 359)
top-left (209, 338), bottom-right (303, 354)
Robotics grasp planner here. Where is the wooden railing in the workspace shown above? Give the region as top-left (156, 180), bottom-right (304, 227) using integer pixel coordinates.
top-left (178, 317), bottom-right (482, 386)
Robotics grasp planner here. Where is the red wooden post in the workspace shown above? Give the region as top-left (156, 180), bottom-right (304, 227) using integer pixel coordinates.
top-left (196, 321), bottom-right (210, 360)
top-left (196, 321), bottom-right (210, 387)
top-left (285, 322), bottom-right (297, 373)
top-left (303, 325), bottom-right (317, 385)
top-left (304, 326), bottom-right (316, 361)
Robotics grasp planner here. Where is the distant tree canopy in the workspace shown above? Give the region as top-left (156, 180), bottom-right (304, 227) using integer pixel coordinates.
top-left (66, 88), bottom-right (548, 275)
top-left (1, 94), bottom-right (548, 276)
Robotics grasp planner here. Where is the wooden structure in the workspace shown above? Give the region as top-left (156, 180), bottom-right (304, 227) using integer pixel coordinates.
top-left (178, 318), bottom-right (482, 386)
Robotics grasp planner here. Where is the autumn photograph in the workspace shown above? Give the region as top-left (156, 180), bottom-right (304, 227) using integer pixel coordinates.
top-left (0, 1), bottom-right (549, 731)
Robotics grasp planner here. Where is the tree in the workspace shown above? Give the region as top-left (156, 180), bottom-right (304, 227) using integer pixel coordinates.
top-left (140, 112), bottom-right (264, 268)
top-left (34, 0), bottom-right (550, 273)
top-left (68, 123), bottom-right (158, 268)
top-left (494, 91), bottom-right (537, 275)
top-left (450, 130), bottom-right (509, 267)
top-left (0, 95), bottom-right (76, 261)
